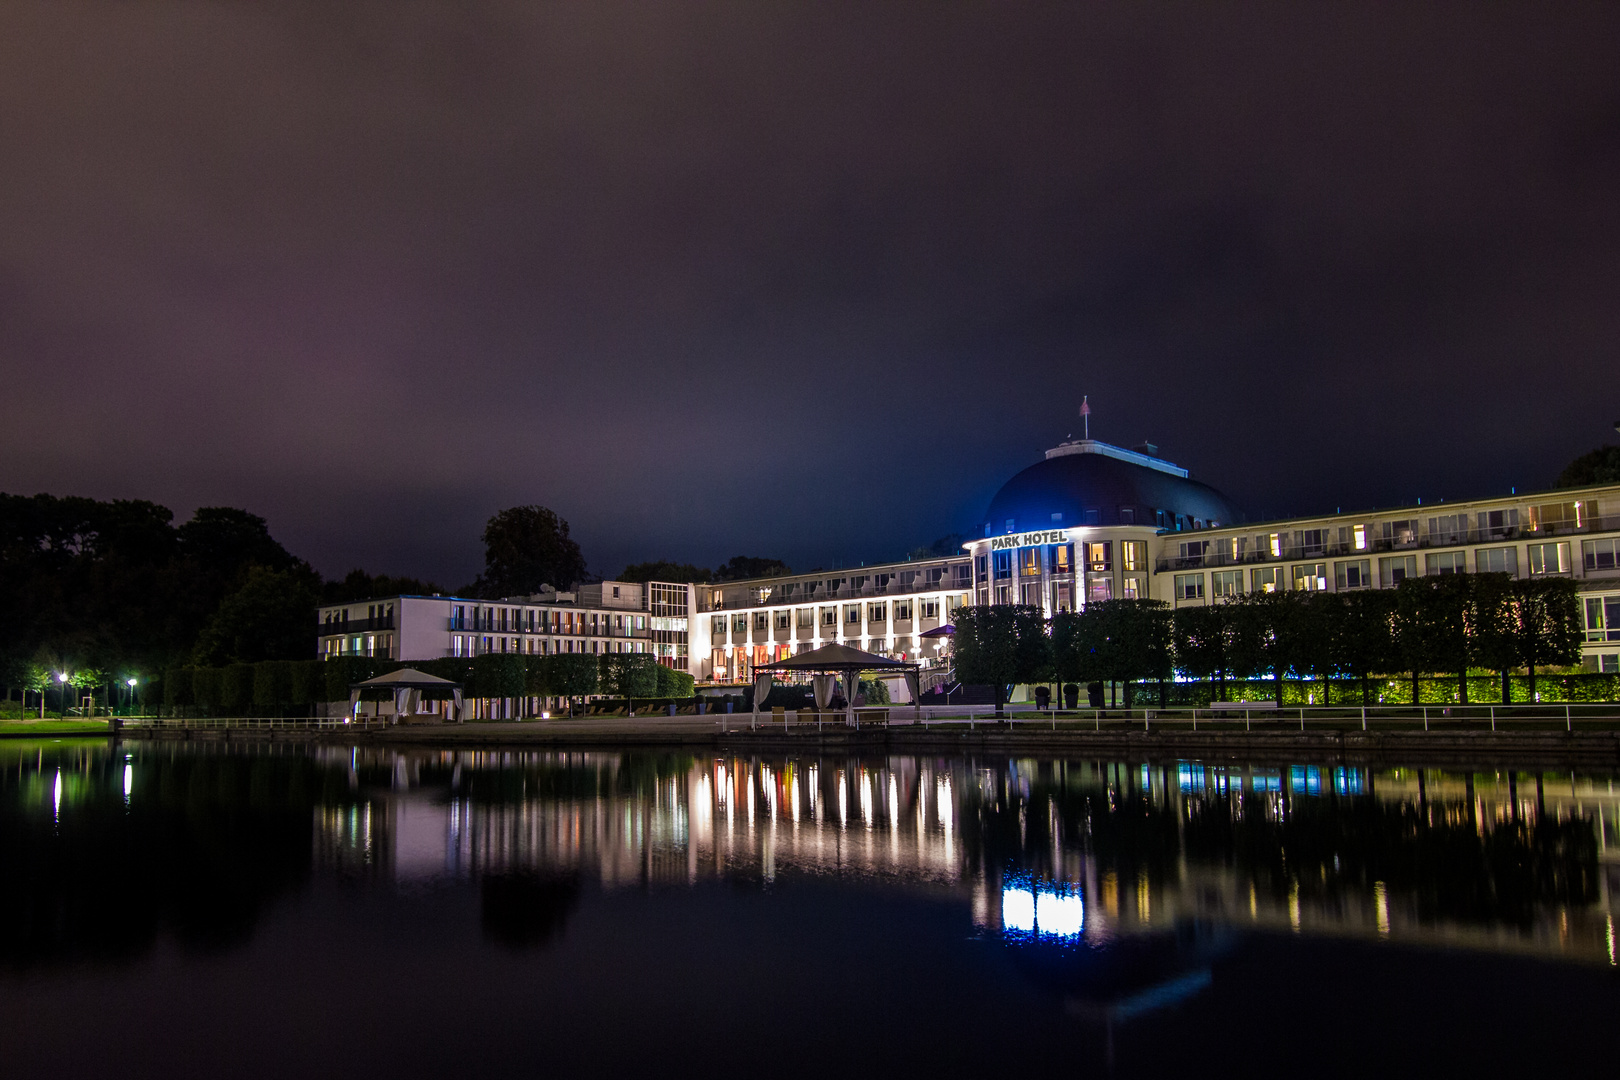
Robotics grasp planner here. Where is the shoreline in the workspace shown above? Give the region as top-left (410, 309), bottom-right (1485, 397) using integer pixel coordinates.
top-left (108, 721), bottom-right (1620, 767)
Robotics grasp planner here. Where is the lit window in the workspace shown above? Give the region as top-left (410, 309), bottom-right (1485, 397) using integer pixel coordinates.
top-left (1292, 563), bottom-right (1327, 591)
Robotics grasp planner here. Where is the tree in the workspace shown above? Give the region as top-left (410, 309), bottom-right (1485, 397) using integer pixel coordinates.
top-left (599, 653), bottom-right (659, 714)
top-left (1555, 445), bottom-right (1620, 488)
top-left (1332, 589), bottom-right (1400, 705)
top-left (1469, 573), bottom-right (1521, 703)
top-left (951, 604), bottom-right (1049, 717)
top-left (22, 661), bottom-right (51, 719)
top-left (907, 534), bottom-right (966, 560)
top-left (543, 654), bottom-right (599, 715)
top-left (322, 569), bottom-right (443, 604)
top-left (618, 561), bottom-right (712, 584)
top-left (1171, 603), bottom-right (1235, 700)
top-left (655, 664), bottom-right (695, 699)
top-left (192, 566), bottom-right (323, 666)
top-left (473, 506), bottom-right (587, 598)
top-left (1512, 577), bottom-right (1584, 697)
top-left (1228, 592), bottom-right (1291, 704)
top-left (1393, 575), bottom-right (1474, 704)
top-left (713, 556), bottom-right (790, 581)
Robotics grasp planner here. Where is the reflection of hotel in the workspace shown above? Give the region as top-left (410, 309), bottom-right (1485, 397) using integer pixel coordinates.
top-left (314, 749), bottom-right (1620, 966)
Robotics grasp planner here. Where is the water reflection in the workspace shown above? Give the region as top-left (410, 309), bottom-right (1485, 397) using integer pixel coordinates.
top-left (2, 740), bottom-right (1617, 972)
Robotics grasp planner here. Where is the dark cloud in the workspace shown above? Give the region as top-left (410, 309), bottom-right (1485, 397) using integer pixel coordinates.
top-left (2, 2), bottom-right (1617, 583)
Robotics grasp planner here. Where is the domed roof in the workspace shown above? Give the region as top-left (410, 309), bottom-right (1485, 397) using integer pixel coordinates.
top-left (984, 441), bottom-right (1238, 534)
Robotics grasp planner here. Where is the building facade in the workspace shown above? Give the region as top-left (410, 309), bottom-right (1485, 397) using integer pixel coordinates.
top-left (315, 580), bottom-right (694, 668)
top-left (685, 438), bottom-right (1620, 680)
top-left (317, 436), bottom-right (1620, 681)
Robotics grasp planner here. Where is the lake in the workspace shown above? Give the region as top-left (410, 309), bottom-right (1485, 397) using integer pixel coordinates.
top-left (2, 738), bottom-right (1616, 1077)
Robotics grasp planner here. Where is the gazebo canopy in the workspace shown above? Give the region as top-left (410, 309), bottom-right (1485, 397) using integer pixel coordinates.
top-left (755, 642), bottom-right (916, 674)
top-left (351, 667), bottom-right (461, 689)
top-left (919, 624), bottom-right (955, 638)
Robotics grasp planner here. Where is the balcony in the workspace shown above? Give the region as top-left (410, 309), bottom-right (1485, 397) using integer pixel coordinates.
top-left (1153, 514), bottom-right (1620, 573)
top-left (320, 616), bottom-right (394, 636)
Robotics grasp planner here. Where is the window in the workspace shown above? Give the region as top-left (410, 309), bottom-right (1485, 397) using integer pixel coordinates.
top-left (1429, 515), bottom-right (1468, 545)
top-left (922, 600), bottom-right (939, 619)
top-left (1296, 530), bottom-right (1326, 556)
top-left (796, 608), bottom-right (813, 629)
top-left (1119, 541), bottom-right (1148, 572)
top-left (1119, 507), bottom-right (1135, 524)
top-left (1476, 547), bottom-right (1518, 575)
top-left (1583, 538), bottom-right (1618, 572)
top-left (753, 612), bottom-right (768, 630)
top-left (1021, 582), bottom-right (1044, 606)
top-left (993, 551), bottom-right (1012, 580)
top-left (1528, 501), bottom-right (1584, 531)
top-left (1292, 563), bottom-right (1327, 591)
top-left (1380, 555), bottom-right (1416, 587)
top-left (774, 611), bottom-right (790, 630)
top-left (1083, 542), bottom-right (1110, 571)
top-left (1174, 574), bottom-right (1205, 601)
top-left (1527, 542), bottom-right (1570, 576)
top-left (1334, 559), bottom-right (1371, 590)
top-left (994, 584), bottom-right (1012, 605)
top-left (1381, 520), bottom-right (1418, 547)
top-left (1252, 567), bottom-right (1285, 593)
top-left (1120, 576), bottom-right (1145, 599)
top-left (1212, 570), bottom-right (1243, 597)
top-left (1425, 551), bottom-right (1467, 575)
top-left (1178, 540), bottom-right (1208, 564)
top-left (1019, 548), bottom-right (1041, 577)
top-left (821, 607), bottom-right (837, 627)
top-left (1053, 583), bottom-right (1073, 612)
top-left (1005, 518), bottom-right (1015, 533)
top-left (1477, 508), bottom-right (1519, 538)
top-left (868, 603), bottom-right (887, 624)
top-left (1085, 509), bottom-right (1101, 525)
top-left (845, 605), bottom-right (861, 625)
top-left (893, 601), bottom-right (912, 621)
top-left (1051, 512), bottom-right (1063, 522)
top-left (952, 563), bottom-right (972, 585)
top-left (1584, 597), bottom-right (1620, 642)
top-left (1050, 544), bottom-right (1073, 574)
top-left (612, 586), bottom-right (620, 599)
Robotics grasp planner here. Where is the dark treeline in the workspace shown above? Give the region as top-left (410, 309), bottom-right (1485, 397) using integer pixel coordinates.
top-left (952, 573), bottom-right (1590, 713)
top-left (0, 493), bottom-right (443, 709)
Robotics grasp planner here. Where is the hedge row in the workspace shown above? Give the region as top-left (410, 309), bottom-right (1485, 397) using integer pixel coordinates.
top-left (160, 653), bottom-right (697, 716)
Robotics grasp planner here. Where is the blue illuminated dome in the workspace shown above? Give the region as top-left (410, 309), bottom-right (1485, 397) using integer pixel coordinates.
top-left (983, 440), bottom-right (1238, 535)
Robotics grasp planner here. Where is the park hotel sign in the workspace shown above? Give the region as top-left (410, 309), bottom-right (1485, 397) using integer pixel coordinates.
top-left (987, 529), bottom-right (1070, 551)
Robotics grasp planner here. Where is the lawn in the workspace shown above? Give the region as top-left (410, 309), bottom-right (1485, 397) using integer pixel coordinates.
top-left (0, 719), bottom-right (113, 737)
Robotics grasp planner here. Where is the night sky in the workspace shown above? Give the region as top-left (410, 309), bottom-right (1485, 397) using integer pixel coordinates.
top-left (3, 3), bottom-right (1617, 587)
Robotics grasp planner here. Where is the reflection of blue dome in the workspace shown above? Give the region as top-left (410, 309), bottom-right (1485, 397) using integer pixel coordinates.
top-left (984, 441), bottom-right (1238, 534)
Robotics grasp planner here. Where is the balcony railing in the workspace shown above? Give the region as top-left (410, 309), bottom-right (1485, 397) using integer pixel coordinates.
top-left (1154, 515), bottom-right (1620, 573)
top-left (319, 616), bottom-right (394, 636)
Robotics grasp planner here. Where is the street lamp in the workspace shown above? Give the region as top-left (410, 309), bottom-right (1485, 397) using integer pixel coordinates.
top-left (57, 672), bottom-right (69, 717)
top-left (126, 677), bottom-right (138, 715)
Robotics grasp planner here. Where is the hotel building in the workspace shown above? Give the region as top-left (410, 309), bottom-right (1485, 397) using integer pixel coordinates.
top-left (316, 580), bottom-right (694, 670)
top-left (316, 435), bottom-right (1620, 682)
top-left (686, 438), bottom-right (1620, 681)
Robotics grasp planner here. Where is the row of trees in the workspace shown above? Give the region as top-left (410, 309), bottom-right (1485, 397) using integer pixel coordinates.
top-left (153, 652), bottom-right (697, 718)
top-left (952, 573), bottom-right (1586, 714)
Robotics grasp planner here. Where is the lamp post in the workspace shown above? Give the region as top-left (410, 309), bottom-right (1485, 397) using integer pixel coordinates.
top-left (126, 677), bottom-right (138, 716)
top-left (57, 672), bottom-right (70, 717)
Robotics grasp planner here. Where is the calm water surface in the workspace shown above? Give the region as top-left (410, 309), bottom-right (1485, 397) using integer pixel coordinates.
top-left (2, 739), bottom-right (1617, 1077)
